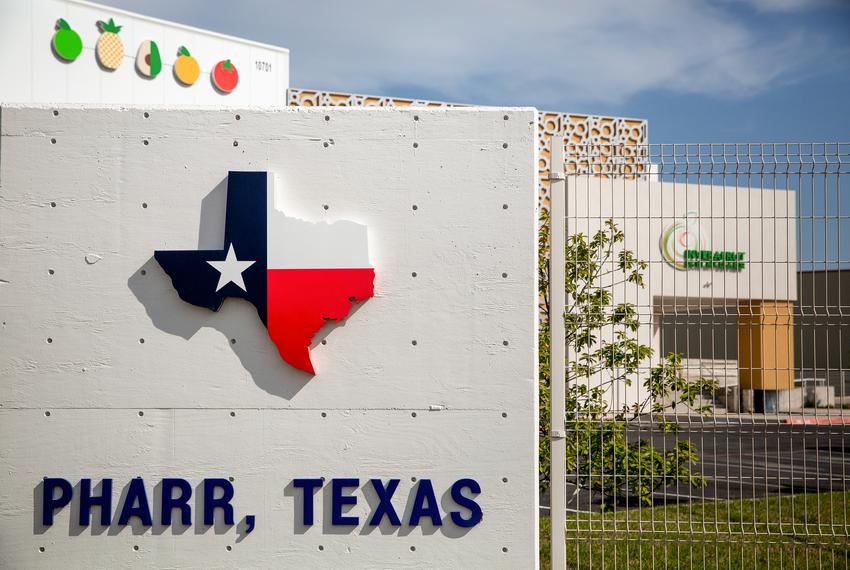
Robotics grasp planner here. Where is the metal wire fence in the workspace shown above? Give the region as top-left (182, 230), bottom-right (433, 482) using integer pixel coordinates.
top-left (546, 142), bottom-right (850, 569)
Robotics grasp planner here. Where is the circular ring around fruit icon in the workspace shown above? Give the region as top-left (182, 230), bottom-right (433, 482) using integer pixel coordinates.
top-left (212, 59), bottom-right (239, 93)
top-left (52, 19), bottom-right (83, 61)
top-left (174, 46), bottom-right (200, 86)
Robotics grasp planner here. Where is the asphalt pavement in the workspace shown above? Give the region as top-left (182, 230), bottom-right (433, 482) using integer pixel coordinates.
top-left (553, 424), bottom-right (850, 513)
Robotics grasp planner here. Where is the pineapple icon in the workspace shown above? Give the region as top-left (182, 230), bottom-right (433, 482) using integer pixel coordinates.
top-left (96, 18), bottom-right (124, 70)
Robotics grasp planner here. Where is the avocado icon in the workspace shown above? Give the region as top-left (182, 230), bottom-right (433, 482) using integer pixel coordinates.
top-left (136, 40), bottom-right (162, 78)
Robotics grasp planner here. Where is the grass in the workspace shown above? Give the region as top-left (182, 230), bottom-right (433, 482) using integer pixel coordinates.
top-left (540, 491), bottom-right (850, 569)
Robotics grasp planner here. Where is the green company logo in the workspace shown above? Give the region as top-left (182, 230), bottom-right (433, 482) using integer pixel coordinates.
top-left (660, 212), bottom-right (746, 271)
top-left (683, 249), bottom-right (745, 270)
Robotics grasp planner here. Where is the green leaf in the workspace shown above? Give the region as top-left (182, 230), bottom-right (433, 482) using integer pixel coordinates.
top-left (98, 18), bottom-right (122, 34)
top-left (538, 216), bottom-right (711, 506)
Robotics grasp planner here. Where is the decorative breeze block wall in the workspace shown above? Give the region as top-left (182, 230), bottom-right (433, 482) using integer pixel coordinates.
top-left (287, 88), bottom-right (650, 211)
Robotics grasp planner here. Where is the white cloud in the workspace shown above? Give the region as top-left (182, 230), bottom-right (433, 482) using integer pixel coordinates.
top-left (102, 0), bottom-right (847, 109)
top-left (728, 0), bottom-right (840, 13)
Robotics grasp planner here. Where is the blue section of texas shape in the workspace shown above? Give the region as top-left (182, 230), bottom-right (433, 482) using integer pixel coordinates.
top-left (154, 171), bottom-right (269, 325)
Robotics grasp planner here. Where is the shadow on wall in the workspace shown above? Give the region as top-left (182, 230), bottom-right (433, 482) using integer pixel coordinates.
top-left (33, 479), bottom-right (254, 540)
top-left (282, 480), bottom-right (472, 539)
top-left (126, 177), bottom-right (363, 401)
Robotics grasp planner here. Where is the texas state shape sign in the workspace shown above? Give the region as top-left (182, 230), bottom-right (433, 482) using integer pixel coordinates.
top-left (154, 172), bottom-right (374, 374)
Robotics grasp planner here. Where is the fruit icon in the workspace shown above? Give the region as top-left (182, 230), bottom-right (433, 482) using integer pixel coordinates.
top-left (96, 18), bottom-right (124, 70)
top-left (136, 40), bottom-right (162, 78)
top-left (174, 46), bottom-right (200, 85)
top-left (212, 59), bottom-right (239, 93)
top-left (52, 19), bottom-right (82, 61)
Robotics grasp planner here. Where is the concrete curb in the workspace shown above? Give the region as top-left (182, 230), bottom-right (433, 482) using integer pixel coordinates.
top-left (783, 417), bottom-right (850, 425)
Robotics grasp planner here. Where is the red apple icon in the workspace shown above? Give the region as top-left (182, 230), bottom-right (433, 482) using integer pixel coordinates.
top-left (212, 59), bottom-right (239, 93)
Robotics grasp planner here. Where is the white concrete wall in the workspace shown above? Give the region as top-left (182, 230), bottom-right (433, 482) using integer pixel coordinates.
top-left (565, 177), bottom-right (797, 408)
top-left (0, 106), bottom-right (539, 568)
top-left (0, 0), bottom-right (289, 106)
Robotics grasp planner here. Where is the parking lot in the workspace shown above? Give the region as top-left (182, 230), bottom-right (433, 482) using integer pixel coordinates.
top-left (560, 423), bottom-right (850, 513)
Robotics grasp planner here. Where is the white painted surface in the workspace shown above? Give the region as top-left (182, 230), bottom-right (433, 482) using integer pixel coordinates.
top-left (267, 193), bottom-right (371, 268)
top-left (0, 0), bottom-right (289, 106)
top-left (0, 106), bottom-right (539, 568)
top-left (567, 178), bottom-right (797, 303)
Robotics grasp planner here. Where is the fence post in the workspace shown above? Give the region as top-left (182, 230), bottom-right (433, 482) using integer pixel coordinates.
top-left (548, 136), bottom-right (567, 570)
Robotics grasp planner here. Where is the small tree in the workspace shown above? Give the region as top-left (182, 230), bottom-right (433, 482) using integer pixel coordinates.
top-left (539, 209), bottom-right (716, 511)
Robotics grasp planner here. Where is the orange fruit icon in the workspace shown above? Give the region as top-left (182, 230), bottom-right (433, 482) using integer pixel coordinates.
top-left (174, 46), bottom-right (200, 85)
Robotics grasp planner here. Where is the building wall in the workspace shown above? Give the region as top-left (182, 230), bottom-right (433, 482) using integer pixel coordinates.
top-left (0, 0), bottom-right (289, 106)
top-left (795, 269), bottom-right (850, 388)
top-left (567, 178), bottom-right (798, 304)
top-left (564, 177), bottom-right (797, 405)
top-left (287, 88), bottom-right (649, 211)
top-left (0, 105), bottom-right (539, 568)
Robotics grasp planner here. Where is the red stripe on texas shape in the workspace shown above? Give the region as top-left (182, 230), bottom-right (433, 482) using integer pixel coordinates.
top-left (267, 268), bottom-right (375, 374)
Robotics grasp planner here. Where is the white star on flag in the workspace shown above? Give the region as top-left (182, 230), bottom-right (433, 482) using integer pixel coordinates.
top-left (207, 244), bottom-right (255, 292)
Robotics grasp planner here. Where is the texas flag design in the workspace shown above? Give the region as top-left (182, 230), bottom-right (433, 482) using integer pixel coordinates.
top-left (154, 171), bottom-right (374, 375)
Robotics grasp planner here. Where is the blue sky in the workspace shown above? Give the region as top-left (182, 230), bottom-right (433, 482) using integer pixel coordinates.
top-left (103, 0), bottom-right (849, 144)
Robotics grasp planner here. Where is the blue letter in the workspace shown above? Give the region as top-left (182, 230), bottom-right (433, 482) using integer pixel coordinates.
top-left (118, 478), bottom-right (153, 526)
top-left (368, 479), bottom-right (401, 526)
top-left (203, 478), bottom-right (234, 526)
top-left (449, 478), bottom-right (482, 528)
top-left (331, 478), bottom-right (359, 525)
top-left (79, 478), bottom-right (112, 526)
top-left (292, 478), bottom-right (323, 526)
top-left (42, 478), bottom-right (73, 526)
top-left (161, 478), bottom-right (192, 526)
top-left (408, 479), bottom-right (442, 526)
